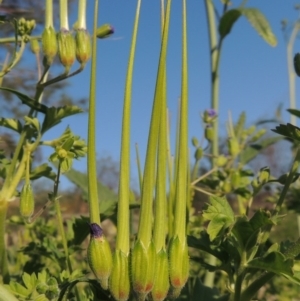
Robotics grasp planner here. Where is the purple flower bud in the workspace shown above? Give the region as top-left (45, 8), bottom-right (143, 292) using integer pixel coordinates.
top-left (203, 109), bottom-right (218, 124)
top-left (89, 223), bottom-right (103, 238)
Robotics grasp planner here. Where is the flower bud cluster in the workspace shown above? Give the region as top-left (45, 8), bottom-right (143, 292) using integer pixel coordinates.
top-left (17, 17), bottom-right (36, 42)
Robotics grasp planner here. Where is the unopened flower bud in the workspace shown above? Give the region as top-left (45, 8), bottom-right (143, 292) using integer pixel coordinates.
top-left (205, 125), bottom-right (214, 142)
top-left (222, 180), bottom-right (232, 194)
top-left (191, 137), bottom-right (199, 147)
top-left (228, 137), bottom-right (240, 157)
top-left (202, 109), bottom-right (217, 124)
top-left (20, 183), bottom-right (35, 218)
top-left (168, 236), bottom-right (189, 298)
top-left (87, 223), bottom-right (113, 290)
top-left (231, 171), bottom-right (240, 189)
top-left (57, 29), bottom-right (76, 72)
top-left (216, 155), bottom-right (227, 167)
top-left (41, 27), bottom-right (57, 65)
top-left (257, 166), bottom-right (270, 185)
top-left (30, 39), bottom-right (40, 54)
top-left (194, 147), bottom-right (203, 161)
top-left (131, 240), bottom-right (156, 300)
top-left (151, 249), bottom-right (169, 301)
top-left (96, 24), bottom-right (114, 39)
top-left (109, 250), bottom-right (130, 301)
top-left (75, 29), bottom-right (91, 66)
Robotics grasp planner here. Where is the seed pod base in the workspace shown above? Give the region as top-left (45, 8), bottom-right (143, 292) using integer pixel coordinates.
top-left (109, 250), bottom-right (130, 301)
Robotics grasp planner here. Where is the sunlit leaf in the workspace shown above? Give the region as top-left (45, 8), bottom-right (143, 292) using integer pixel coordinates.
top-left (29, 163), bottom-right (56, 181)
top-left (0, 117), bottom-right (22, 133)
top-left (203, 196), bottom-right (235, 241)
top-left (41, 105), bottom-right (83, 133)
top-left (239, 7), bottom-right (277, 47)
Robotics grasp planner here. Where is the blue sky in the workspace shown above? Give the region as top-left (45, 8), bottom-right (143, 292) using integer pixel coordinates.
top-left (32, 1), bottom-right (300, 186)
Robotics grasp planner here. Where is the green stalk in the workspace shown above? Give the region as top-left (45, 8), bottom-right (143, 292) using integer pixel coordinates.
top-left (173, 0), bottom-right (188, 242)
top-left (204, 0), bottom-right (224, 286)
top-left (135, 143), bottom-right (143, 194)
top-left (77, 0), bottom-right (87, 29)
top-left (116, 0), bottom-right (141, 254)
top-left (59, 0), bottom-right (69, 30)
top-left (137, 0), bottom-right (172, 246)
top-left (153, 21), bottom-right (167, 253)
top-left (204, 0), bottom-right (220, 162)
top-left (87, 0), bottom-right (100, 224)
top-left (45, 0), bottom-right (53, 28)
top-left (0, 202), bottom-right (9, 283)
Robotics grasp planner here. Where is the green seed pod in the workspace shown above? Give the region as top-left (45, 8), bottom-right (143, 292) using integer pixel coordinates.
top-left (30, 39), bottom-right (40, 54)
top-left (96, 24), bottom-right (114, 39)
top-left (87, 223), bottom-right (113, 290)
top-left (131, 239), bottom-right (156, 300)
top-left (204, 125), bottom-right (214, 142)
top-left (75, 29), bottom-right (91, 66)
top-left (168, 236), bottom-right (189, 298)
top-left (57, 29), bottom-right (76, 72)
top-left (227, 137), bottom-right (240, 157)
top-left (20, 183), bottom-right (35, 218)
top-left (294, 53), bottom-right (300, 77)
top-left (151, 249), bottom-right (169, 301)
top-left (194, 147), bottom-right (203, 161)
top-left (191, 137), bottom-right (199, 147)
top-left (109, 250), bottom-right (130, 301)
top-left (41, 27), bottom-right (58, 65)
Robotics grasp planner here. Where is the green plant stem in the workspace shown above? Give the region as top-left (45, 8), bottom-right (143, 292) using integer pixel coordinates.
top-left (0, 202), bottom-right (9, 283)
top-left (116, 0), bottom-right (141, 254)
top-left (59, 0), bottom-right (69, 30)
top-left (87, 0), bottom-right (100, 224)
top-left (45, 0), bottom-right (53, 28)
top-left (240, 272), bottom-right (274, 301)
top-left (0, 35), bottom-right (41, 44)
top-left (204, 0), bottom-right (221, 287)
top-left (78, 0), bottom-right (87, 29)
top-left (287, 23), bottom-right (299, 126)
top-left (274, 147), bottom-right (300, 214)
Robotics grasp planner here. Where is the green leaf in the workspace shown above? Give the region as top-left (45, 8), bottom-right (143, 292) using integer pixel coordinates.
top-left (60, 167), bottom-right (118, 217)
top-left (288, 108), bottom-right (300, 118)
top-left (29, 163), bottom-right (56, 181)
top-left (234, 111), bottom-right (246, 138)
top-left (24, 116), bottom-right (40, 131)
top-left (0, 118), bottom-right (22, 133)
top-left (247, 251), bottom-right (299, 283)
top-left (240, 136), bottom-right (283, 164)
top-left (0, 284), bottom-right (19, 301)
top-left (202, 196), bottom-right (235, 241)
top-left (0, 87), bottom-right (48, 113)
top-left (41, 106), bottom-right (83, 134)
top-left (219, 9), bottom-right (241, 39)
top-left (187, 233), bottom-right (223, 259)
top-left (239, 8), bottom-right (277, 47)
top-left (22, 272), bottom-right (37, 290)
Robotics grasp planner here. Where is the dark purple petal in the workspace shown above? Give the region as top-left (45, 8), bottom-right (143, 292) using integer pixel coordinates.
top-left (89, 223), bottom-right (103, 238)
